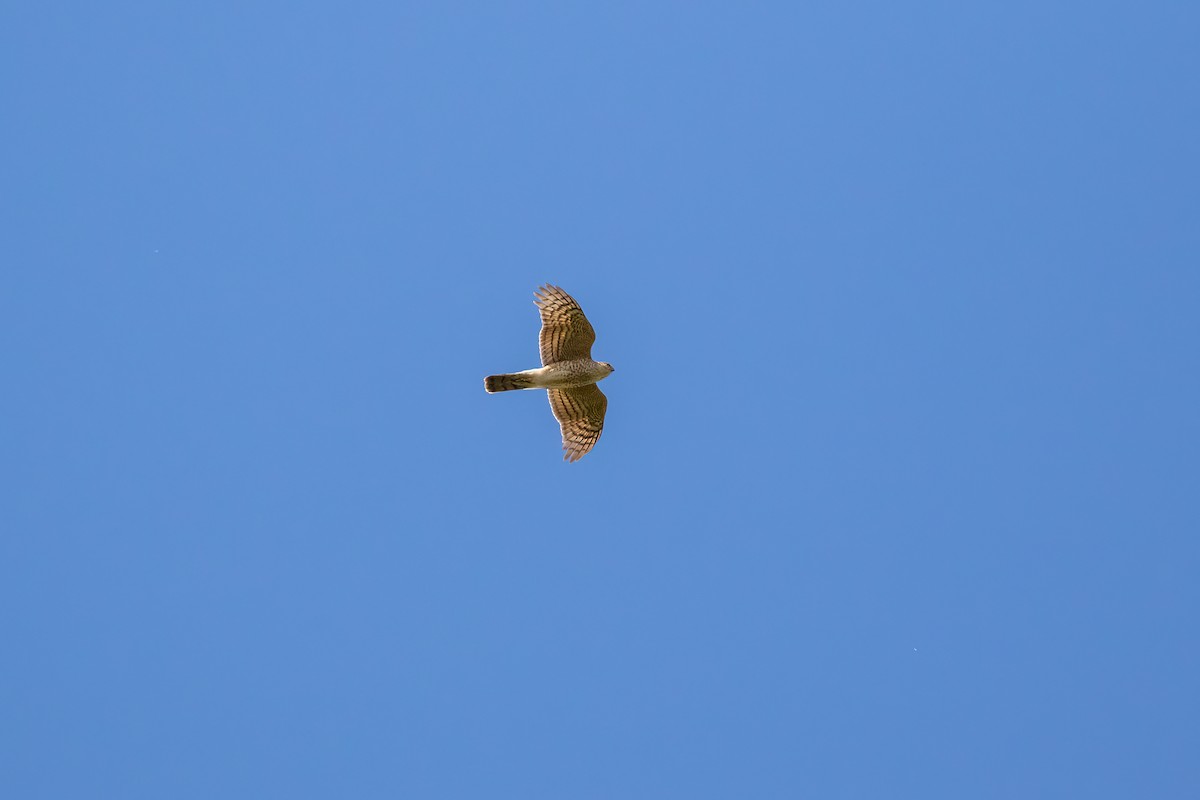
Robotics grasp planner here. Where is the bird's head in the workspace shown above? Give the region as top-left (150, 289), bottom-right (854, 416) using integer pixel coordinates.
top-left (600, 362), bottom-right (615, 377)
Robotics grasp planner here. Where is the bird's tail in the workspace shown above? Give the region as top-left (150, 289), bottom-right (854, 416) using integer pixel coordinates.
top-left (485, 373), bottom-right (535, 393)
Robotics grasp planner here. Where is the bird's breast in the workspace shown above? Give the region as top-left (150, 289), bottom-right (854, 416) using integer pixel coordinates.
top-left (538, 360), bottom-right (605, 388)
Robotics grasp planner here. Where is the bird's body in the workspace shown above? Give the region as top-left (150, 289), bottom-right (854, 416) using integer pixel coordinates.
top-left (484, 285), bottom-right (614, 462)
top-left (485, 359), bottom-right (612, 392)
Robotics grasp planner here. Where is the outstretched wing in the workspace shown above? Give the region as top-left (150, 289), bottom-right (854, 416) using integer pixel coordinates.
top-left (535, 284), bottom-right (596, 365)
top-left (547, 384), bottom-right (607, 462)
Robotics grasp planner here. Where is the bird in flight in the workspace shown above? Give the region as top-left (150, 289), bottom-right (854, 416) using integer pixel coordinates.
top-left (484, 284), bottom-right (615, 462)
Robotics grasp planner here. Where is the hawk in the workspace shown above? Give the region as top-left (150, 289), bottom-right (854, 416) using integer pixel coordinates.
top-left (484, 284), bottom-right (615, 462)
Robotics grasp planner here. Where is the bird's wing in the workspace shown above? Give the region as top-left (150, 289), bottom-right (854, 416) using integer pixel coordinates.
top-left (547, 384), bottom-right (607, 462)
top-left (535, 284), bottom-right (596, 365)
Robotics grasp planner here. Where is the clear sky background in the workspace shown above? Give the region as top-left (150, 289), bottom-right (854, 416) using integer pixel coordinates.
top-left (2, 2), bottom-right (1198, 798)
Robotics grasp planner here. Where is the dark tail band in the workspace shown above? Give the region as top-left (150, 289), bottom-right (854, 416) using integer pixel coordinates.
top-left (485, 373), bottom-right (534, 393)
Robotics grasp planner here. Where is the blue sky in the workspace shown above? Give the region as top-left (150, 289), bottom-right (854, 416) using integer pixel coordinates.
top-left (2, 2), bottom-right (1198, 797)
